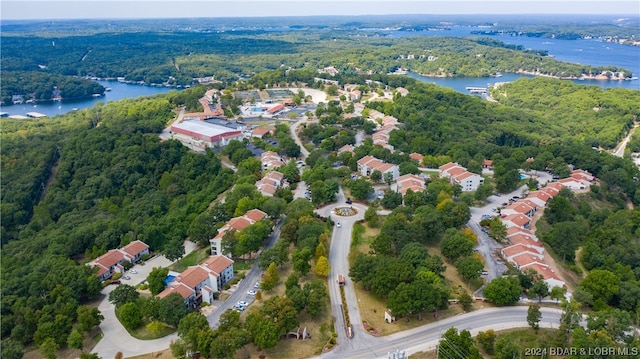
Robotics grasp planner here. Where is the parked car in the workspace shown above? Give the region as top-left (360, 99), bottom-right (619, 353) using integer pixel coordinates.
top-left (123, 275), bottom-right (131, 280)
top-left (237, 301), bottom-right (249, 307)
top-left (248, 290), bottom-right (257, 296)
top-left (336, 222), bottom-right (341, 228)
top-left (481, 228), bottom-right (489, 234)
top-left (110, 280), bottom-right (121, 285)
top-left (345, 198), bottom-right (352, 205)
top-left (129, 269), bottom-right (138, 274)
top-left (254, 281), bottom-right (261, 289)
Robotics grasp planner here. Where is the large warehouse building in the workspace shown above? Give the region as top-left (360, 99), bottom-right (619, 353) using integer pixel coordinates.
top-left (170, 120), bottom-right (244, 149)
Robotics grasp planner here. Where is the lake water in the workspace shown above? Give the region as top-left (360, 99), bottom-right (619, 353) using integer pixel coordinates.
top-left (0, 81), bottom-right (178, 118)
top-left (382, 26), bottom-right (640, 92)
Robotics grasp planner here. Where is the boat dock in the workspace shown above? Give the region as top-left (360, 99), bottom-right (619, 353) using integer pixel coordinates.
top-left (26, 112), bottom-right (47, 118)
top-left (465, 87), bottom-right (488, 94)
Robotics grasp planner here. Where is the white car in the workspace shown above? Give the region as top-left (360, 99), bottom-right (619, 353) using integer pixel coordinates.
top-left (254, 281), bottom-right (260, 288)
top-left (123, 275), bottom-right (131, 280)
top-left (248, 290), bottom-right (257, 296)
top-left (336, 222), bottom-right (341, 228)
top-left (129, 269), bottom-right (138, 274)
top-left (237, 301), bottom-right (249, 307)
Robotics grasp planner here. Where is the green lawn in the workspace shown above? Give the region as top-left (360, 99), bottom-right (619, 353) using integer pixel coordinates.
top-left (169, 246), bottom-right (210, 272)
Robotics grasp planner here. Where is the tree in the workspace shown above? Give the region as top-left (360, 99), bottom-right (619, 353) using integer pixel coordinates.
top-left (482, 276), bottom-right (523, 306)
top-left (39, 337), bottom-right (59, 359)
top-left (529, 280), bottom-right (550, 303)
top-left (292, 247), bottom-right (312, 276)
top-left (458, 291), bottom-right (473, 312)
top-left (163, 238), bottom-right (185, 262)
top-left (314, 256), bottom-right (330, 277)
top-left (364, 205), bottom-right (379, 227)
top-left (245, 312), bottom-right (280, 349)
top-left (304, 280), bottom-right (328, 317)
top-left (76, 305), bottom-right (104, 333)
top-left (494, 336), bottom-right (521, 359)
top-left (158, 293), bottom-right (189, 327)
top-left (370, 170), bottom-right (382, 182)
top-left (350, 178), bottom-right (374, 201)
top-left (527, 304), bottom-right (542, 332)
top-left (454, 256), bottom-right (484, 283)
top-left (383, 172), bottom-right (395, 186)
top-left (381, 191), bottom-right (403, 209)
top-left (148, 267), bottom-right (169, 295)
top-left (119, 302), bottom-right (143, 329)
top-left (440, 229), bottom-right (474, 262)
top-left (1, 339), bottom-right (24, 359)
top-left (388, 283), bottom-right (415, 319)
top-left (476, 329), bottom-right (496, 354)
top-left (579, 269), bottom-right (620, 305)
top-left (109, 284), bottom-right (140, 309)
top-left (438, 327), bottom-right (482, 359)
top-left (178, 312), bottom-right (210, 350)
top-left (67, 328), bottom-right (84, 351)
top-left (550, 286), bottom-right (567, 302)
top-left (261, 262), bottom-right (280, 290)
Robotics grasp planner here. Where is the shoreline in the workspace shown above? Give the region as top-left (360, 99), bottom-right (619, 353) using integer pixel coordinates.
top-left (417, 70), bottom-right (636, 82)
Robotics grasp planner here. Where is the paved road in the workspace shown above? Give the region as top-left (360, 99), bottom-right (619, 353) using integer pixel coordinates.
top-left (467, 186), bottom-right (528, 290)
top-left (315, 188), bottom-right (382, 354)
top-left (206, 218), bottom-right (284, 328)
top-left (315, 306), bottom-right (563, 359)
top-left (290, 118), bottom-right (311, 158)
top-left (92, 240), bottom-right (197, 359)
top-left (159, 106), bottom-right (185, 141)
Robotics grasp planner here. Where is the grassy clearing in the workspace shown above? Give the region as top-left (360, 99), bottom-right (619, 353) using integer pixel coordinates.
top-left (233, 258), bottom-right (256, 271)
top-left (169, 246), bottom-right (210, 272)
top-left (353, 284), bottom-right (468, 336)
top-left (348, 222), bottom-right (379, 265)
top-left (427, 245), bottom-right (480, 294)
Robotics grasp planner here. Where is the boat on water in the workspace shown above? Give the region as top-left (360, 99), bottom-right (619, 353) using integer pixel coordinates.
top-left (105, 87), bottom-right (112, 91)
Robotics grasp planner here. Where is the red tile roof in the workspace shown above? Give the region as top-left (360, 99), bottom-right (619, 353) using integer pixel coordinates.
top-left (245, 209), bottom-right (267, 222)
top-left (502, 244), bottom-right (543, 259)
top-left (503, 214), bottom-right (530, 227)
top-left (507, 226), bottom-right (534, 237)
top-left (508, 233), bottom-right (543, 248)
top-left (157, 283), bottom-right (194, 300)
top-left (122, 240), bottom-right (149, 257)
top-left (228, 217), bottom-right (252, 232)
top-left (177, 267), bottom-right (211, 289)
top-left (202, 255), bottom-right (234, 274)
top-left (513, 253), bottom-right (546, 268)
top-left (94, 250), bottom-right (126, 268)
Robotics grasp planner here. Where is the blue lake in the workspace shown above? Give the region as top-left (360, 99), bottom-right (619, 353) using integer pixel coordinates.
top-left (0, 80), bottom-right (179, 118)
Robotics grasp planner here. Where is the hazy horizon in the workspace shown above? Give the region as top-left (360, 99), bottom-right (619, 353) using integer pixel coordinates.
top-left (2, 0), bottom-right (639, 20)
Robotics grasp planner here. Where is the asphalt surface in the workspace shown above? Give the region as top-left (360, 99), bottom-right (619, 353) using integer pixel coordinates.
top-left (315, 306), bottom-right (563, 359)
top-left (206, 218), bottom-right (284, 328)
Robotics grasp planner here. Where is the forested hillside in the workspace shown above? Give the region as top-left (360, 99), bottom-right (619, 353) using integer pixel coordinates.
top-left (1, 71), bottom-right (105, 103)
top-left (0, 95), bottom-right (235, 348)
top-left (490, 77), bottom-right (640, 148)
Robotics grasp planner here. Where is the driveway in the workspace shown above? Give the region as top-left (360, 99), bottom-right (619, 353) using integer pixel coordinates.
top-left (315, 187), bottom-right (382, 353)
top-left (92, 240), bottom-right (197, 358)
top-left (206, 218), bottom-right (283, 328)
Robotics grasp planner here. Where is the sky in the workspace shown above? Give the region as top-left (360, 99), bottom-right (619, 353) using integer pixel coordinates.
top-left (2, 0), bottom-right (639, 20)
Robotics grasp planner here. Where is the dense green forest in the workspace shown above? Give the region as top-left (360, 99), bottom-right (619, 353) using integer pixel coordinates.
top-left (0, 94), bottom-right (235, 349)
top-left (490, 77), bottom-right (640, 148)
top-left (1, 71), bottom-right (105, 104)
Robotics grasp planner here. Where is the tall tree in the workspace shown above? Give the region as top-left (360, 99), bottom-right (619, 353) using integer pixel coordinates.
top-left (527, 304), bottom-right (542, 333)
top-left (148, 267), bottom-right (169, 295)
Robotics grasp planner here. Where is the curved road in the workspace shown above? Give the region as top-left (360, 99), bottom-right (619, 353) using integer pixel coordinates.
top-left (315, 306), bottom-right (563, 358)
